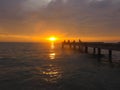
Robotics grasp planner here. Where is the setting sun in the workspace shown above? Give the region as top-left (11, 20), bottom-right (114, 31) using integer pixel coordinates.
top-left (49, 37), bottom-right (57, 42)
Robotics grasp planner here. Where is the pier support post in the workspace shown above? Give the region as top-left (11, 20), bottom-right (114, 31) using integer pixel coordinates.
top-left (93, 48), bottom-right (96, 54)
top-left (108, 50), bottom-right (112, 63)
top-left (73, 40), bottom-right (76, 49)
top-left (85, 46), bottom-right (88, 53)
top-left (79, 45), bottom-right (81, 50)
top-left (73, 45), bottom-right (76, 49)
top-left (62, 40), bottom-right (66, 48)
top-left (97, 48), bottom-right (101, 62)
top-left (79, 45), bottom-right (83, 52)
top-left (69, 44), bottom-right (72, 48)
top-left (62, 43), bottom-right (64, 48)
top-left (79, 45), bottom-right (82, 51)
top-left (98, 48), bottom-right (101, 55)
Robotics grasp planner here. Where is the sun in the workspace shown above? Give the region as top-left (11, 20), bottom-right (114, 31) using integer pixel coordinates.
top-left (49, 37), bottom-right (57, 42)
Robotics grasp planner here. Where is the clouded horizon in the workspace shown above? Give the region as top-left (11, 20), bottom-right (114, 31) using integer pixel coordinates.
top-left (0, 0), bottom-right (120, 42)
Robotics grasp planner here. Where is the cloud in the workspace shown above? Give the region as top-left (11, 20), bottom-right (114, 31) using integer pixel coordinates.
top-left (0, 0), bottom-right (120, 41)
top-left (22, 0), bottom-right (54, 11)
top-left (22, 0), bottom-right (68, 11)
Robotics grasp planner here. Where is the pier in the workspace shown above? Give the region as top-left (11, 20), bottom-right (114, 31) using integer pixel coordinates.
top-left (62, 40), bottom-right (120, 63)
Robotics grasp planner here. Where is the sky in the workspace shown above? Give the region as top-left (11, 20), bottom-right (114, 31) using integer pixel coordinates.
top-left (0, 0), bottom-right (120, 42)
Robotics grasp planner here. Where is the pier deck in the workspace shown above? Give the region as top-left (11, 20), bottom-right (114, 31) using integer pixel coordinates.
top-left (62, 40), bottom-right (120, 63)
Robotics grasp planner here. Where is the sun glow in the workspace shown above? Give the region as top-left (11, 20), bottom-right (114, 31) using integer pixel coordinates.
top-left (49, 37), bottom-right (57, 42)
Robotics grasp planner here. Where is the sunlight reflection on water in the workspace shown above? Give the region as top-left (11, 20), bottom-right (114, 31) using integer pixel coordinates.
top-left (49, 53), bottom-right (56, 60)
top-left (41, 64), bottom-right (62, 83)
top-left (0, 43), bottom-right (120, 90)
top-left (49, 42), bottom-right (56, 60)
top-left (51, 42), bottom-right (55, 49)
top-left (39, 42), bottom-right (61, 83)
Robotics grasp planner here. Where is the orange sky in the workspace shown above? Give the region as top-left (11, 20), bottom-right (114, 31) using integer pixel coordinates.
top-left (0, 33), bottom-right (120, 42)
top-left (0, 0), bottom-right (120, 42)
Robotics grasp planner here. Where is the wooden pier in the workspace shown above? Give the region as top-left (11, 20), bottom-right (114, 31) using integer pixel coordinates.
top-left (62, 40), bottom-right (120, 63)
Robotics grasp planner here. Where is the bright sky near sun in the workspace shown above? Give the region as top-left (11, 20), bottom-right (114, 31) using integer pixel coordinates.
top-left (0, 0), bottom-right (120, 42)
top-left (49, 37), bottom-right (57, 42)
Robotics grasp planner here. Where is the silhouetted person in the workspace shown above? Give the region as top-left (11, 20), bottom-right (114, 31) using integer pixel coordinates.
top-left (79, 39), bottom-right (82, 43)
top-left (73, 40), bottom-right (76, 43)
top-left (63, 40), bottom-right (66, 43)
top-left (68, 40), bottom-right (70, 43)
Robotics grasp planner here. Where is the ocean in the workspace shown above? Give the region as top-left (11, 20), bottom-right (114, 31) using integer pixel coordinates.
top-left (0, 42), bottom-right (120, 90)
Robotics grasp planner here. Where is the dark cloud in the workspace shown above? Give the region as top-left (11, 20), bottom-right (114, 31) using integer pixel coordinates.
top-left (0, 0), bottom-right (120, 41)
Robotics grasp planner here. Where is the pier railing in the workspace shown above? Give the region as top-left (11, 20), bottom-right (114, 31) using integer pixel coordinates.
top-left (62, 40), bottom-right (120, 63)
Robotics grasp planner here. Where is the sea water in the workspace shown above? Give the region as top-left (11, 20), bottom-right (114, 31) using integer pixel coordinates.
top-left (0, 42), bottom-right (120, 90)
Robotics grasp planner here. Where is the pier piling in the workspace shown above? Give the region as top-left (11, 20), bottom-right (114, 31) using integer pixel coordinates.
top-left (85, 47), bottom-right (88, 53)
top-left (108, 50), bottom-right (112, 63)
top-left (98, 48), bottom-right (101, 56)
top-left (62, 40), bottom-right (120, 63)
top-left (93, 48), bottom-right (96, 54)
